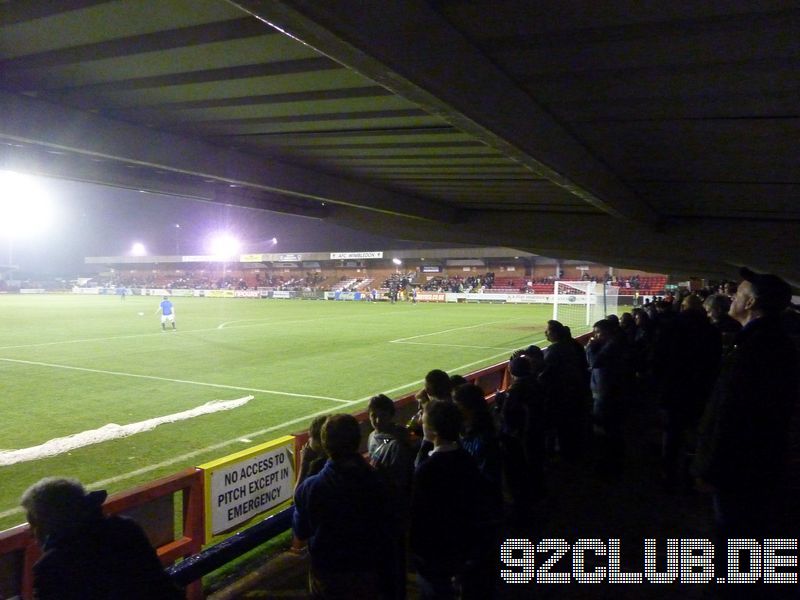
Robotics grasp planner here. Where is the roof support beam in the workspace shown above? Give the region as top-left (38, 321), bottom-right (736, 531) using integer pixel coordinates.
top-left (0, 91), bottom-right (459, 223)
top-left (0, 144), bottom-right (330, 219)
top-left (231, 0), bottom-right (661, 227)
top-left (325, 205), bottom-right (800, 286)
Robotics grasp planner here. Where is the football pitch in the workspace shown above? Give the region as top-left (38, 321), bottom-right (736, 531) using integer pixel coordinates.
top-left (0, 294), bottom-right (555, 530)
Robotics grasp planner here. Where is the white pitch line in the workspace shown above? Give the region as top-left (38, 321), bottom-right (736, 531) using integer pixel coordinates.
top-left (0, 306), bottom-right (429, 350)
top-left (390, 341), bottom-right (517, 350)
top-left (375, 338), bottom-right (547, 399)
top-left (86, 340), bottom-right (550, 489)
top-left (0, 317), bottom-right (325, 350)
top-left (0, 337), bottom-right (548, 521)
top-left (0, 397), bottom-right (254, 467)
top-left (389, 318), bottom-right (527, 343)
top-left (0, 327), bottom-right (215, 351)
top-left (0, 357), bottom-right (350, 404)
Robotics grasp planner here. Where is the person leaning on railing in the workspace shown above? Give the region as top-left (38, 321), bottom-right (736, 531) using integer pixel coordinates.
top-left (293, 414), bottom-right (398, 599)
top-left (20, 477), bottom-right (184, 600)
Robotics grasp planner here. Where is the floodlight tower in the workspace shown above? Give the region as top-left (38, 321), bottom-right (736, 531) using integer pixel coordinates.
top-left (209, 232), bottom-right (242, 288)
top-left (0, 171), bottom-right (54, 269)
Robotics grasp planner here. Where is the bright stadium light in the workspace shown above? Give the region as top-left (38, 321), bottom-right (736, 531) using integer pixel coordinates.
top-left (209, 232), bottom-right (241, 258)
top-left (392, 258), bottom-right (402, 266)
top-left (131, 242), bottom-right (147, 256)
top-left (0, 171), bottom-right (54, 238)
top-left (174, 223), bottom-right (181, 254)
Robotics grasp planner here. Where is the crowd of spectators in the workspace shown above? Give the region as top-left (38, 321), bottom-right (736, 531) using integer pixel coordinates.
top-left (418, 272), bottom-right (495, 293)
top-left (15, 267), bottom-right (798, 599)
top-left (93, 270), bottom-right (327, 292)
top-left (382, 272), bottom-right (416, 290)
top-left (578, 273), bottom-right (643, 288)
top-left (291, 267), bottom-right (798, 599)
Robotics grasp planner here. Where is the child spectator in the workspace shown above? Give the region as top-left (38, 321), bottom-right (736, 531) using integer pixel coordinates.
top-left (295, 415), bottom-right (327, 487)
top-left (410, 400), bottom-right (493, 599)
top-left (293, 414), bottom-right (397, 599)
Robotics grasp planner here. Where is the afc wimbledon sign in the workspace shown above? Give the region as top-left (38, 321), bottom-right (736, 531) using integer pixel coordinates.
top-left (199, 436), bottom-right (295, 539)
top-left (330, 251), bottom-right (383, 259)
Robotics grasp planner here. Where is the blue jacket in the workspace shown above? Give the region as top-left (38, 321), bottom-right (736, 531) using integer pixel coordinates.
top-left (293, 456), bottom-right (393, 572)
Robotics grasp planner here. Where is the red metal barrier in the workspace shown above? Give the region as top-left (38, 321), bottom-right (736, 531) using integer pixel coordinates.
top-left (346, 360), bottom-right (510, 427)
top-left (0, 468), bottom-right (204, 600)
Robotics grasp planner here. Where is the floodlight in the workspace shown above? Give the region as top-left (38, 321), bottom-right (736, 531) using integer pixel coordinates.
top-left (209, 232), bottom-right (241, 258)
top-left (131, 242), bottom-right (146, 256)
top-left (0, 171), bottom-right (54, 237)
top-left (392, 258), bottom-right (402, 265)
top-left (271, 237), bottom-right (277, 245)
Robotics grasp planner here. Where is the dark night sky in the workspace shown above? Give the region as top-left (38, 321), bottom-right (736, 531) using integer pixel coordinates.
top-left (5, 176), bottom-right (431, 277)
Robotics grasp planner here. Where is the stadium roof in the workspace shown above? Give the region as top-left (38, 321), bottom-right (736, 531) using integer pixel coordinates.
top-left (85, 247), bottom-right (559, 266)
top-left (1, 2), bottom-right (798, 285)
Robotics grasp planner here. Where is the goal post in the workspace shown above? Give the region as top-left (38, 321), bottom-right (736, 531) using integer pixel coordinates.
top-left (552, 281), bottom-right (619, 336)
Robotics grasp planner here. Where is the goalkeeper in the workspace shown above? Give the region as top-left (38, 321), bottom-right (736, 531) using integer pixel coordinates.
top-left (156, 296), bottom-right (176, 331)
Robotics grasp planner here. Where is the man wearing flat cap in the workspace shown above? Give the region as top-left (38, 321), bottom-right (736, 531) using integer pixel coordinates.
top-left (694, 268), bottom-right (798, 542)
top-left (20, 477), bottom-right (184, 600)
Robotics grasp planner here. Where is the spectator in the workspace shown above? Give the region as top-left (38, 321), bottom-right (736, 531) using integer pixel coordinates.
top-left (367, 394), bottom-right (413, 600)
top-left (368, 394), bottom-right (414, 499)
top-left (407, 369), bottom-right (452, 451)
top-left (293, 414), bottom-right (396, 599)
top-left (449, 373), bottom-right (468, 392)
top-left (20, 477), bottom-right (183, 600)
top-left (631, 308), bottom-right (654, 378)
top-left (694, 269), bottom-right (797, 542)
top-left (453, 384), bottom-right (502, 495)
top-left (423, 368), bottom-right (453, 403)
top-left (703, 293), bottom-right (741, 355)
top-left (586, 319), bottom-right (630, 475)
top-left (499, 354), bottom-right (547, 525)
top-left (657, 295), bottom-right (722, 490)
top-left (619, 312), bottom-right (637, 346)
top-left (540, 320), bottom-right (590, 459)
top-left (296, 415), bottom-right (327, 487)
top-left (722, 281), bottom-right (738, 299)
top-left (410, 400), bottom-right (493, 600)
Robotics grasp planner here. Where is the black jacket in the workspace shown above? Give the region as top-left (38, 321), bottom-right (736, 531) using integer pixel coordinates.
top-left (693, 315), bottom-right (798, 491)
top-left (33, 515), bottom-right (183, 600)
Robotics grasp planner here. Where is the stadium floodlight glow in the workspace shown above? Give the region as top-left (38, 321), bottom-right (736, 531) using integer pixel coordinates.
top-left (209, 232), bottom-right (241, 258)
top-left (131, 242), bottom-right (146, 256)
top-left (392, 258), bottom-right (402, 265)
top-left (271, 237), bottom-right (277, 245)
top-left (0, 170), bottom-right (54, 238)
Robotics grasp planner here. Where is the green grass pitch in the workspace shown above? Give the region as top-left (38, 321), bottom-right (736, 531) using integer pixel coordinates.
top-left (0, 294), bottom-right (558, 530)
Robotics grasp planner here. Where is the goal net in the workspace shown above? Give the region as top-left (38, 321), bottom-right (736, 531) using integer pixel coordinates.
top-left (551, 281), bottom-right (619, 337)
